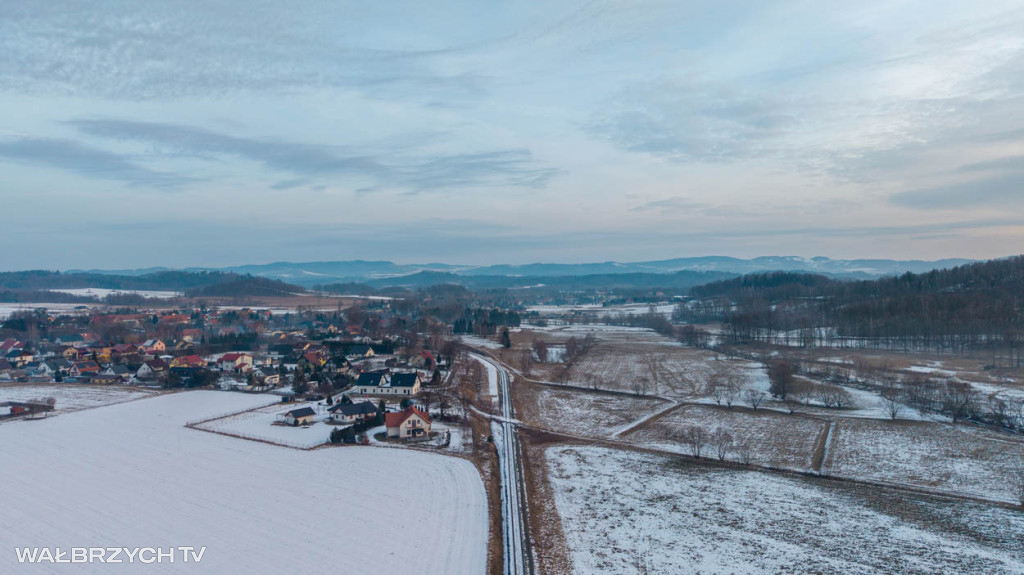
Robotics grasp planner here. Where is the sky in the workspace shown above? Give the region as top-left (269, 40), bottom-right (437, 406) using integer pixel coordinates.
top-left (1, 0), bottom-right (1024, 270)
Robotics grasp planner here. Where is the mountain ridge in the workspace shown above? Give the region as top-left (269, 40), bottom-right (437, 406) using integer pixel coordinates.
top-left (68, 256), bottom-right (981, 287)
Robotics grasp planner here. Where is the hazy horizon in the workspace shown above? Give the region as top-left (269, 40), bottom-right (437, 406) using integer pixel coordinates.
top-left (3, 1), bottom-right (1024, 269)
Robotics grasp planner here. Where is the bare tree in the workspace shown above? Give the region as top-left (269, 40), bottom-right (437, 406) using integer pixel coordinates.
top-left (712, 426), bottom-right (733, 461)
top-left (532, 339), bottom-right (549, 363)
top-left (641, 355), bottom-right (662, 396)
top-left (880, 383), bottom-right (904, 420)
top-left (734, 439), bottom-right (754, 465)
top-left (709, 362), bottom-right (740, 408)
top-left (677, 425), bottom-right (706, 458)
top-left (743, 389), bottom-right (766, 410)
top-left (942, 380), bottom-right (979, 423)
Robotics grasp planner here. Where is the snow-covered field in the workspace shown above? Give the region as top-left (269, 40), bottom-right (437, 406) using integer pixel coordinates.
top-left (50, 288), bottom-right (181, 299)
top-left (0, 303), bottom-right (103, 319)
top-left (0, 392), bottom-right (488, 574)
top-left (527, 302), bottom-right (677, 317)
top-left (191, 400), bottom-right (333, 448)
top-left (621, 404), bottom-right (827, 471)
top-left (0, 384), bottom-right (157, 416)
top-left (515, 384), bottom-right (667, 438)
top-left (459, 335), bottom-right (504, 349)
top-left (560, 345), bottom-right (766, 398)
top-left (826, 418), bottom-right (1024, 503)
top-left (547, 445), bottom-right (1024, 575)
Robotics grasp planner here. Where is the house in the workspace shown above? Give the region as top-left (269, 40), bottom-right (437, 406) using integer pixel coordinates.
top-left (174, 341), bottom-right (196, 352)
top-left (159, 314), bottom-right (191, 326)
top-left (90, 373), bottom-right (121, 385)
top-left (390, 372), bottom-right (422, 395)
top-left (104, 364), bottom-right (133, 383)
top-left (282, 407), bottom-right (316, 426)
top-left (142, 339), bottom-right (166, 354)
top-left (300, 351), bottom-right (326, 368)
top-left (328, 401), bottom-right (378, 424)
top-left (181, 329), bottom-right (203, 343)
top-left (137, 359), bottom-right (168, 380)
top-left (385, 406), bottom-right (431, 439)
top-left (414, 350), bottom-right (437, 370)
top-left (0, 339), bottom-right (24, 354)
top-left (70, 361), bottom-right (101, 377)
top-left (346, 345), bottom-right (375, 359)
top-left (56, 345), bottom-right (80, 360)
top-left (217, 353), bottom-right (253, 372)
top-left (353, 371), bottom-right (390, 395)
top-left (8, 349), bottom-right (34, 367)
top-left (324, 357), bottom-right (351, 375)
top-left (55, 335), bottom-right (85, 348)
top-left (170, 355), bottom-right (205, 369)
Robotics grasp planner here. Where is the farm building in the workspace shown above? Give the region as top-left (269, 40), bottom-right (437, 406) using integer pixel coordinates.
top-left (282, 407), bottom-right (316, 426)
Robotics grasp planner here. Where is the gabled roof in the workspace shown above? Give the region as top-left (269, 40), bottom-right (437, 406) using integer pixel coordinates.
top-left (285, 407), bottom-right (316, 419)
top-left (356, 372), bottom-right (387, 387)
top-left (385, 406), bottom-right (430, 428)
top-left (328, 402), bottom-right (378, 416)
top-left (391, 372), bottom-right (421, 387)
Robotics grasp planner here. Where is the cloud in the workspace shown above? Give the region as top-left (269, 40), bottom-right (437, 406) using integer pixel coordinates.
top-left (0, 2), bottom-right (490, 102)
top-left (67, 118), bottom-right (559, 192)
top-left (890, 155), bottom-right (1024, 209)
top-left (589, 81), bottom-right (798, 162)
top-left (630, 197), bottom-right (709, 213)
top-left (0, 137), bottom-right (191, 188)
top-left (890, 174), bottom-right (1024, 209)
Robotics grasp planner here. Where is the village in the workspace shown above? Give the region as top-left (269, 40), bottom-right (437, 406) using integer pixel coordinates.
top-left (0, 305), bottom-right (461, 446)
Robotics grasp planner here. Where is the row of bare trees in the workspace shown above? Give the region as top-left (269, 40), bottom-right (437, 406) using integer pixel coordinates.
top-left (673, 425), bottom-right (754, 465)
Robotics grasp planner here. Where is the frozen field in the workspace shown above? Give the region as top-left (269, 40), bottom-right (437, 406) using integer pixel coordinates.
top-left (51, 288), bottom-right (181, 299)
top-left (0, 303), bottom-right (103, 319)
top-left (191, 400), bottom-right (333, 448)
top-left (621, 404), bottom-right (827, 471)
top-left (826, 418), bottom-right (1024, 503)
top-left (514, 384), bottom-right (668, 437)
top-left (0, 391), bottom-right (488, 574)
top-left (560, 344), bottom-right (768, 398)
top-left (0, 384), bottom-right (157, 416)
top-left (547, 445), bottom-right (1024, 575)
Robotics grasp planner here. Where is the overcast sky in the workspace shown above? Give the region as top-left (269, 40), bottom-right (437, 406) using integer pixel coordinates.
top-left (2, 0), bottom-right (1023, 270)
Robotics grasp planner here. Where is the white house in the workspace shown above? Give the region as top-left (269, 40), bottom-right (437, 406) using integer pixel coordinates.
top-left (385, 407), bottom-right (431, 439)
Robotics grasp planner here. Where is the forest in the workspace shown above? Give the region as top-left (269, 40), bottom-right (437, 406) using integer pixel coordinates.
top-left (681, 256), bottom-right (1024, 361)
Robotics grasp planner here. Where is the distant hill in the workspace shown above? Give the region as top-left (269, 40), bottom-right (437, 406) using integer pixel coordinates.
top-left (70, 256), bottom-right (980, 288)
top-left (353, 269), bottom-right (737, 291)
top-left (0, 270), bottom-right (306, 299)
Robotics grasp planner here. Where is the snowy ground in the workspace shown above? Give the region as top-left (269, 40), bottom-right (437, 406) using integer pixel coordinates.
top-left (559, 344), bottom-right (766, 398)
top-left (0, 391), bottom-right (488, 574)
top-left (459, 335), bottom-right (504, 349)
top-left (826, 418), bottom-right (1024, 503)
top-left (0, 384), bottom-right (157, 417)
top-left (621, 404), bottom-right (827, 471)
top-left (191, 400), bottom-right (333, 448)
top-left (0, 303), bottom-right (103, 319)
top-left (515, 384), bottom-right (667, 438)
top-left (547, 445), bottom-right (1024, 575)
top-left (470, 353), bottom-right (500, 407)
top-left (527, 302), bottom-right (677, 317)
top-left (50, 288), bottom-right (182, 299)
